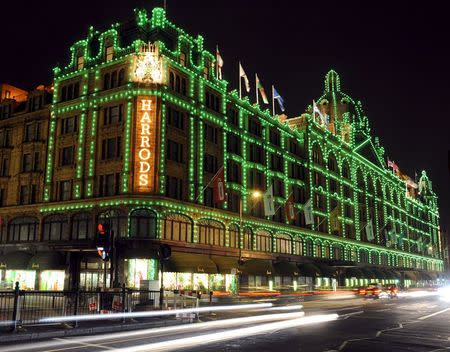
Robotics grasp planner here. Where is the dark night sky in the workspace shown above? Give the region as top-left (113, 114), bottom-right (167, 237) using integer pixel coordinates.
top-left (1, 0), bottom-right (449, 230)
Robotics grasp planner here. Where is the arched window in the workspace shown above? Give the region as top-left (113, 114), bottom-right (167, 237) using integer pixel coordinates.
top-left (327, 153), bottom-right (338, 173)
top-left (376, 179), bottom-right (382, 198)
top-left (103, 73), bottom-right (110, 90)
top-left (381, 253), bottom-right (389, 266)
top-left (242, 227), bottom-right (253, 250)
top-left (315, 242), bottom-right (322, 257)
top-left (305, 238), bottom-right (313, 257)
top-left (197, 219), bottom-right (225, 246)
top-left (332, 244), bottom-right (343, 260)
top-left (98, 209), bottom-right (127, 239)
top-left (359, 249), bottom-right (369, 264)
top-left (61, 86), bottom-right (67, 101)
top-left (294, 237), bottom-right (303, 256)
top-left (73, 82), bottom-right (80, 99)
top-left (169, 72), bottom-right (175, 90)
top-left (370, 251), bottom-right (379, 265)
top-left (111, 71), bottom-right (118, 88)
top-left (175, 75), bottom-right (181, 93)
top-left (367, 175), bottom-right (374, 195)
top-left (72, 212), bottom-right (93, 240)
top-left (228, 224), bottom-right (239, 248)
top-left (255, 230), bottom-right (272, 252)
top-left (130, 209), bottom-right (157, 238)
top-left (162, 213), bottom-right (192, 242)
top-left (275, 234), bottom-right (292, 254)
top-left (323, 243), bottom-right (331, 258)
top-left (43, 214), bottom-right (69, 241)
top-left (118, 69), bottom-right (125, 86)
top-left (312, 144), bottom-right (323, 165)
top-left (9, 217), bottom-right (39, 242)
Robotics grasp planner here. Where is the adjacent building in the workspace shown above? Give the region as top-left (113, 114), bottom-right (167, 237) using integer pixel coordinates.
top-left (0, 7), bottom-right (443, 292)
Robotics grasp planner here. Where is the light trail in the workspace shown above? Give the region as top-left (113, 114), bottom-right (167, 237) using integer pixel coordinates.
top-left (2, 311), bottom-right (307, 352)
top-left (113, 314), bottom-right (339, 352)
top-left (39, 303), bottom-right (273, 323)
top-left (397, 291), bottom-right (438, 298)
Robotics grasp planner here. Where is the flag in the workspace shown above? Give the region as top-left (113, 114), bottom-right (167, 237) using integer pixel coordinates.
top-left (330, 205), bottom-right (340, 232)
top-left (263, 185), bottom-right (275, 216)
top-left (366, 219), bottom-right (375, 241)
top-left (239, 62), bottom-right (250, 93)
top-left (216, 45), bottom-right (224, 80)
top-left (387, 158), bottom-right (399, 173)
top-left (398, 233), bottom-right (404, 247)
top-left (212, 166), bottom-right (226, 203)
top-left (383, 229), bottom-right (390, 245)
top-left (273, 86), bottom-right (285, 112)
top-left (285, 194), bottom-right (296, 222)
top-left (303, 198), bottom-right (314, 225)
top-left (427, 245), bottom-right (434, 256)
top-left (417, 237), bottom-right (423, 252)
top-left (312, 100), bottom-right (328, 127)
top-left (256, 74), bottom-right (269, 105)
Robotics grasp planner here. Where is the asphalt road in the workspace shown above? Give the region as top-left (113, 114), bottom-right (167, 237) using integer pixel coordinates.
top-left (2, 292), bottom-right (450, 352)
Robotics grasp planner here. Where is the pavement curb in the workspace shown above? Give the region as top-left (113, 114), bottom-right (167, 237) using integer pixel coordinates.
top-left (0, 318), bottom-right (188, 344)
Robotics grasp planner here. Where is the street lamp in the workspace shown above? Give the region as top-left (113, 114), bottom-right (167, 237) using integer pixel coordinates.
top-left (237, 190), bottom-right (262, 295)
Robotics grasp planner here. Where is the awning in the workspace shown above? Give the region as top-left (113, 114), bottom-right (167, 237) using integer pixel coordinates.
top-left (28, 252), bottom-right (65, 270)
top-left (0, 251), bottom-right (32, 270)
top-left (273, 261), bottom-right (299, 276)
top-left (404, 271), bottom-right (418, 281)
top-left (315, 263), bottom-right (336, 278)
top-left (240, 260), bottom-right (274, 276)
top-left (211, 256), bottom-right (239, 274)
top-left (297, 263), bottom-right (321, 277)
top-left (164, 253), bottom-right (218, 274)
top-left (370, 267), bottom-right (386, 279)
top-left (359, 267), bottom-right (377, 279)
top-left (344, 267), bottom-right (364, 279)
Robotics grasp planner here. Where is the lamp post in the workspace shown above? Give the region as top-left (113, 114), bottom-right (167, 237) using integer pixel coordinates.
top-left (237, 191), bottom-right (262, 295)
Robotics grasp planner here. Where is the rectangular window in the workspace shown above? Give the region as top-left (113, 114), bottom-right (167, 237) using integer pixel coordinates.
top-left (59, 180), bottom-right (71, 201)
top-left (204, 154), bottom-right (218, 174)
top-left (98, 173), bottom-right (120, 197)
top-left (166, 175), bottom-right (183, 200)
top-left (103, 105), bottom-right (123, 125)
top-left (22, 153), bottom-right (32, 172)
top-left (60, 146), bottom-right (74, 166)
top-left (269, 129), bottom-right (280, 146)
top-left (1, 158), bottom-right (9, 176)
top-left (273, 179), bottom-right (284, 197)
top-left (180, 52), bottom-right (187, 67)
top-left (248, 169), bottom-right (264, 189)
top-left (249, 143), bottom-right (264, 164)
top-left (270, 154), bottom-right (283, 172)
top-left (77, 56), bottom-right (84, 70)
top-left (20, 185), bottom-right (29, 205)
top-left (166, 140), bottom-right (183, 163)
top-left (101, 137), bottom-right (121, 160)
top-left (61, 116), bottom-right (78, 134)
top-left (106, 46), bottom-right (114, 61)
top-left (167, 107), bottom-right (185, 130)
top-left (227, 108), bottom-right (239, 127)
top-left (248, 117), bottom-right (262, 137)
top-left (205, 91), bottom-right (221, 112)
top-left (30, 184), bottom-right (37, 204)
top-left (204, 123), bottom-right (218, 144)
top-left (0, 188), bottom-right (5, 206)
top-left (227, 134), bottom-right (241, 155)
top-left (227, 160), bottom-right (241, 184)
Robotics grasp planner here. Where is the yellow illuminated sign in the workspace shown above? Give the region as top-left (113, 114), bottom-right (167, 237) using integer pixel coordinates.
top-left (134, 96), bottom-right (157, 193)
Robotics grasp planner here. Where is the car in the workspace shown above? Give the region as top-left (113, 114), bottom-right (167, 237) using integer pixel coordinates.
top-left (384, 284), bottom-right (398, 298)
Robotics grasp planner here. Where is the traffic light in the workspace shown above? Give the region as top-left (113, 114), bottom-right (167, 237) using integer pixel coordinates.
top-left (96, 222), bottom-right (112, 260)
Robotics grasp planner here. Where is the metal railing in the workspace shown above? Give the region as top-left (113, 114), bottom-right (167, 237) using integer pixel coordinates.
top-left (0, 282), bottom-right (161, 331)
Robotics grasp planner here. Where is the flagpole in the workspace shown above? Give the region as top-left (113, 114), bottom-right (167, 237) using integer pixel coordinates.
top-left (195, 165), bottom-right (224, 202)
top-left (216, 45), bottom-right (218, 80)
top-left (255, 74), bottom-right (259, 105)
top-left (239, 62), bottom-right (242, 100)
top-left (272, 85), bottom-right (275, 116)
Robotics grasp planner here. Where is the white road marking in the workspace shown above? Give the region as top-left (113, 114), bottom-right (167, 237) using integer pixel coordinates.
top-left (418, 308), bottom-right (450, 320)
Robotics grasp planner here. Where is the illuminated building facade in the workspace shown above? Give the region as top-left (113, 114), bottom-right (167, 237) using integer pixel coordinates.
top-left (0, 7), bottom-right (443, 292)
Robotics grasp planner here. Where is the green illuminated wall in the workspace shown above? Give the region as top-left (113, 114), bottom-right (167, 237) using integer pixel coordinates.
top-left (41, 6), bottom-right (442, 272)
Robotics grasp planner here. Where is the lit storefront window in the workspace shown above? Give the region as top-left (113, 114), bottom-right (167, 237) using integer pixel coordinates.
top-left (40, 271), bottom-right (65, 291)
top-left (5, 270), bottom-right (36, 290)
top-left (126, 259), bottom-right (158, 289)
top-left (162, 272), bottom-right (235, 293)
